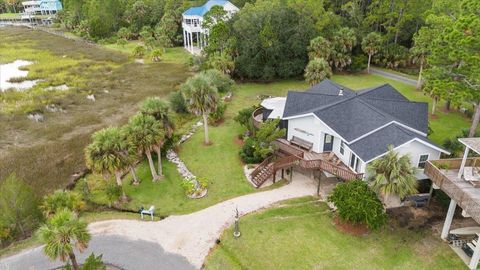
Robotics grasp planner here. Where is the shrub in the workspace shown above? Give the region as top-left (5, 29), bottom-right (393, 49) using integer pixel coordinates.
top-left (234, 106), bottom-right (257, 134)
top-left (104, 182), bottom-right (122, 207)
top-left (0, 174), bottom-right (42, 242)
top-left (240, 119), bottom-right (285, 163)
top-left (188, 55), bottom-right (206, 72)
top-left (203, 69), bottom-right (235, 93)
top-left (240, 137), bottom-right (264, 164)
top-left (132, 45), bottom-right (146, 58)
top-left (169, 91), bottom-right (188, 114)
top-left (41, 190), bottom-right (86, 218)
top-left (81, 253), bottom-right (106, 270)
top-left (151, 49), bottom-right (163, 62)
top-left (209, 102), bottom-right (227, 125)
top-left (328, 180), bottom-right (387, 230)
top-left (346, 54), bottom-right (368, 73)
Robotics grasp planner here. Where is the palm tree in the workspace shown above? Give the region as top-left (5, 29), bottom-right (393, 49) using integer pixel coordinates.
top-left (304, 58), bottom-right (332, 86)
top-left (140, 97), bottom-right (173, 177)
top-left (411, 28), bottom-right (433, 89)
top-left (367, 146), bottom-right (418, 200)
top-left (38, 210), bottom-right (90, 270)
top-left (181, 74), bottom-right (219, 145)
top-left (308, 36), bottom-right (332, 61)
top-left (361, 32), bottom-right (382, 74)
top-left (84, 127), bottom-right (135, 200)
top-left (125, 113), bottom-right (164, 181)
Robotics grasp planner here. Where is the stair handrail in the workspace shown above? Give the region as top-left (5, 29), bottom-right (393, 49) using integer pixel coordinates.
top-left (251, 155), bottom-right (273, 179)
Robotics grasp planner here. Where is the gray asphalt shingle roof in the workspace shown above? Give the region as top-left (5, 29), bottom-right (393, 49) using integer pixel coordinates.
top-left (279, 80), bottom-right (443, 160)
top-left (348, 124), bottom-right (441, 162)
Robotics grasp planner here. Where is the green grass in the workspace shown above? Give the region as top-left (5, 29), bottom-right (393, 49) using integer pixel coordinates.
top-left (0, 13), bottom-right (20, 19)
top-left (205, 196), bottom-right (464, 270)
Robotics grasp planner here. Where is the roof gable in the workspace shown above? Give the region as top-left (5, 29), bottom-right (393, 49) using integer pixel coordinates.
top-left (349, 124), bottom-right (446, 162)
top-left (358, 84), bottom-right (408, 101)
top-left (183, 0), bottom-right (234, 16)
top-left (306, 79), bottom-right (356, 97)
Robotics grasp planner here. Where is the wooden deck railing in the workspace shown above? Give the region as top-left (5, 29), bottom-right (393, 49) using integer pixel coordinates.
top-left (425, 159), bottom-right (480, 224)
top-left (274, 155), bottom-right (300, 170)
top-left (299, 159), bottom-right (363, 181)
top-left (272, 139), bottom-right (304, 158)
top-left (251, 155), bottom-right (273, 180)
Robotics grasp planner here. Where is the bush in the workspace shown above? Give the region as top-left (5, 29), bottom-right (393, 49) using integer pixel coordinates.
top-left (240, 137), bottom-right (264, 164)
top-left (169, 91), bottom-right (188, 114)
top-left (151, 49), bottom-right (163, 62)
top-left (203, 69), bottom-right (235, 93)
top-left (132, 45), bottom-right (146, 58)
top-left (234, 106), bottom-right (257, 134)
top-left (104, 182), bottom-right (122, 207)
top-left (0, 174), bottom-right (42, 243)
top-left (240, 119), bottom-right (285, 163)
top-left (41, 190), bottom-right (86, 218)
top-left (188, 55), bottom-right (206, 72)
top-left (346, 54), bottom-right (367, 73)
top-left (328, 180), bottom-right (387, 230)
top-left (209, 102), bottom-right (227, 125)
top-left (81, 253), bottom-right (106, 270)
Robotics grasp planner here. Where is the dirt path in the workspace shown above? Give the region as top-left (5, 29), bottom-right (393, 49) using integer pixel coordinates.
top-left (88, 176), bottom-right (317, 269)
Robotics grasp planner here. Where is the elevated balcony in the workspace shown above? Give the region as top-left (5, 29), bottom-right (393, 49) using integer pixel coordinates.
top-left (425, 158), bottom-right (480, 224)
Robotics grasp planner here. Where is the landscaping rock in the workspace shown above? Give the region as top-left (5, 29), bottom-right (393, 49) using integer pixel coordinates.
top-left (27, 112), bottom-right (44, 122)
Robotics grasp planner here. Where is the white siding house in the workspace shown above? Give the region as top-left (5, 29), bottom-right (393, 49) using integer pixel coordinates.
top-left (260, 79), bottom-right (449, 180)
top-left (182, 0), bottom-right (239, 54)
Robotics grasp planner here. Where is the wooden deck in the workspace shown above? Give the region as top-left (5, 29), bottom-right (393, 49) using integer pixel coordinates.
top-left (272, 139), bottom-right (362, 181)
top-left (425, 159), bottom-right (480, 224)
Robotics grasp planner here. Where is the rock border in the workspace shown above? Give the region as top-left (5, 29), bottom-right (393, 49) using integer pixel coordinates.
top-left (166, 121), bottom-right (208, 198)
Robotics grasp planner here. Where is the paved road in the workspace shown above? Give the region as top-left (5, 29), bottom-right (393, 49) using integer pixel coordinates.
top-left (371, 68), bottom-right (417, 86)
top-left (0, 235), bottom-right (195, 270)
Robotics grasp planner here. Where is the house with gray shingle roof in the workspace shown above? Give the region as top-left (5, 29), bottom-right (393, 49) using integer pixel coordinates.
top-left (256, 79), bottom-right (449, 181)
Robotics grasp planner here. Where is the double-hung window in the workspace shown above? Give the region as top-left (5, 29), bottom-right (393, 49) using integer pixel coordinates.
top-left (340, 141), bottom-right (345, 155)
top-left (418, 154), bottom-right (429, 169)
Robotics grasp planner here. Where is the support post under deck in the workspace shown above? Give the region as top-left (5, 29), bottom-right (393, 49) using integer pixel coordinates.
top-left (441, 199), bottom-right (457, 240)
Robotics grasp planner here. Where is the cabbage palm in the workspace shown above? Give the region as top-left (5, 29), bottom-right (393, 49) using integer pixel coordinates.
top-left (367, 146), bottom-right (418, 199)
top-left (182, 74), bottom-right (219, 145)
top-left (84, 127), bottom-right (135, 200)
top-left (361, 32), bottom-right (382, 73)
top-left (304, 58), bottom-right (332, 86)
top-left (308, 36), bottom-right (332, 61)
top-left (140, 97), bottom-right (173, 177)
top-left (125, 113), bottom-right (164, 181)
top-left (38, 210), bottom-right (90, 270)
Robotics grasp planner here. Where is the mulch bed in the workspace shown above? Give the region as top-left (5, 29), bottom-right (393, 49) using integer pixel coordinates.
top-left (233, 137), bottom-right (244, 146)
top-left (333, 217), bottom-right (369, 236)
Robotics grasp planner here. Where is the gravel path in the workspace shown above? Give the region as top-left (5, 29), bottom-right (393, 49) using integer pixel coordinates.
top-left (88, 175), bottom-right (316, 269)
top-left (370, 68), bottom-right (417, 86)
top-left (0, 235), bottom-right (195, 270)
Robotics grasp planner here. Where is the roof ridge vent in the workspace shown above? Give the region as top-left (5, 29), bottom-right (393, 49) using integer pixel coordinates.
top-left (339, 88), bottom-right (344, 96)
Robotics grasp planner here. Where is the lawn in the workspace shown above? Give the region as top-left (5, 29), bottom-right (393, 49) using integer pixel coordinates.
top-left (205, 196), bottom-right (464, 270)
top-left (0, 13), bottom-right (20, 19)
top-left (87, 73), bottom-right (469, 215)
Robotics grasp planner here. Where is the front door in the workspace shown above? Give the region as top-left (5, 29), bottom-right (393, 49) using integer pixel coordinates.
top-left (323, 134), bottom-right (334, 152)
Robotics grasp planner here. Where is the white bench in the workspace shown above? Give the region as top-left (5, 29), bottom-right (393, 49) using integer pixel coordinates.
top-left (141, 205), bottom-right (155, 221)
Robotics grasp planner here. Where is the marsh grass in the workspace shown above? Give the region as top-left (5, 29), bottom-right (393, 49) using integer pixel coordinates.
top-left (0, 27), bottom-right (191, 195)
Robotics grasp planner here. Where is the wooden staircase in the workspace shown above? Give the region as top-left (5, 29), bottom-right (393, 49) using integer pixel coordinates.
top-left (250, 155), bottom-right (300, 188)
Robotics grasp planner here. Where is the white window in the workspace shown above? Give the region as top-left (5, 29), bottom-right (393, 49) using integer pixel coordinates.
top-left (340, 141), bottom-right (345, 155)
top-left (418, 154), bottom-right (429, 169)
